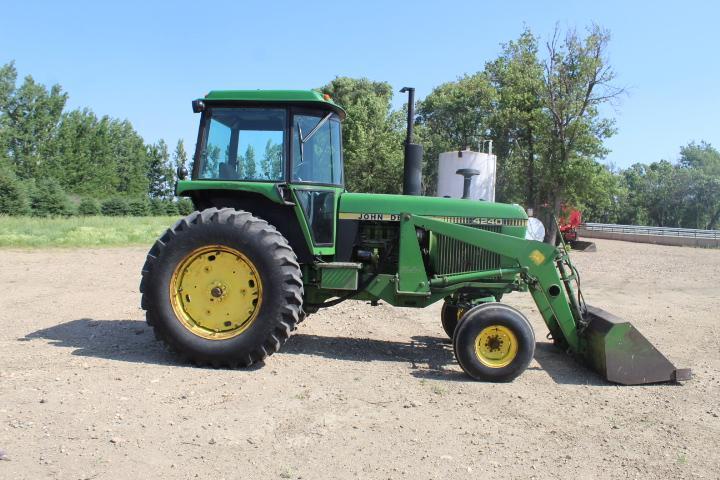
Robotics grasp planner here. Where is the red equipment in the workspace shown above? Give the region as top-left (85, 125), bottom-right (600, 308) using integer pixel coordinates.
top-left (559, 205), bottom-right (582, 243)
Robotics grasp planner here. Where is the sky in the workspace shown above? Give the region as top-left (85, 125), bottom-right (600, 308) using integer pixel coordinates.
top-left (1, 0), bottom-right (718, 168)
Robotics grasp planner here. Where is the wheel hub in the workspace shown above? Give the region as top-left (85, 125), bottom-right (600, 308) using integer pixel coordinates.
top-left (170, 245), bottom-right (262, 340)
top-left (474, 325), bottom-right (518, 368)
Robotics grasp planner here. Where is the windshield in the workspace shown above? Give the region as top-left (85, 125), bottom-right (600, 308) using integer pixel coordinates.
top-left (196, 108), bottom-right (285, 181)
top-left (292, 113), bottom-right (342, 185)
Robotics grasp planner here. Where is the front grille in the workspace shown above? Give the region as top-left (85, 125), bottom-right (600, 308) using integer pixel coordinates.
top-left (433, 225), bottom-right (502, 275)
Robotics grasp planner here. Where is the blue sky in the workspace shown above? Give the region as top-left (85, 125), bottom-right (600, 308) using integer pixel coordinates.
top-left (1, 0), bottom-right (718, 168)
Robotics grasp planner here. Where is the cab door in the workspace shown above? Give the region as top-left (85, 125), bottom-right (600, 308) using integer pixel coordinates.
top-left (288, 109), bottom-right (343, 256)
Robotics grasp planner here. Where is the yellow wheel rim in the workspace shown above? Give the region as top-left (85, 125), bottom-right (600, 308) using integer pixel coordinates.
top-left (170, 245), bottom-right (262, 340)
top-left (474, 325), bottom-right (518, 368)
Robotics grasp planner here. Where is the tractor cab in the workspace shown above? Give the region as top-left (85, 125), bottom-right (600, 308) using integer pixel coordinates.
top-left (185, 91), bottom-right (346, 257)
top-left (191, 90), bottom-right (345, 186)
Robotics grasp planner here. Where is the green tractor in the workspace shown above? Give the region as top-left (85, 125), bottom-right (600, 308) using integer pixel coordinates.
top-left (140, 88), bottom-right (689, 384)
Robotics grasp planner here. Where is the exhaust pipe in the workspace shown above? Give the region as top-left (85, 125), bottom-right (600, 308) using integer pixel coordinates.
top-left (400, 87), bottom-right (423, 196)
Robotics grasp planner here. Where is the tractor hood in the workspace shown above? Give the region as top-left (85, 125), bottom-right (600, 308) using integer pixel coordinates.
top-left (338, 193), bottom-right (528, 230)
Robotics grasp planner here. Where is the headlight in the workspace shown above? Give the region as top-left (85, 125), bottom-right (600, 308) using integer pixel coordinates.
top-left (525, 217), bottom-right (546, 242)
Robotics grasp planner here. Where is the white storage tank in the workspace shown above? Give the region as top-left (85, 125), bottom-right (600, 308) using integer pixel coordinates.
top-left (436, 149), bottom-right (496, 201)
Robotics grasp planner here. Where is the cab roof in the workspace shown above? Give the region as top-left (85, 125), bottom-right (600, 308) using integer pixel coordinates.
top-left (201, 90), bottom-right (346, 119)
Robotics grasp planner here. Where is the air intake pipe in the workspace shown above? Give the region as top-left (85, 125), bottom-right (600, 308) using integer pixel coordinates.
top-left (400, 87), bottom-right (423, 196)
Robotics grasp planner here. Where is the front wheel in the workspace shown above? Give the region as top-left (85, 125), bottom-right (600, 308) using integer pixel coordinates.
top-left (140, 208), bottom-right (303, 367)
top-left (453, 303), bottom-right (535, 382)
top-left (440, 301), bottom-right (465, 338)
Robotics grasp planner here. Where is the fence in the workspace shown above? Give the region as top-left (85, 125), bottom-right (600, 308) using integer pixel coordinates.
top-left (578, 223), bottom-right (720, 248)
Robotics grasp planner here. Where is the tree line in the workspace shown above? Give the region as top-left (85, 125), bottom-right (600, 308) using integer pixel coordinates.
top-left (0, 61), bottom-right (191, 217)
top-left (322, 26), bottom-right (720, 232)
top-left (1, 24), bottom-right (718, 230)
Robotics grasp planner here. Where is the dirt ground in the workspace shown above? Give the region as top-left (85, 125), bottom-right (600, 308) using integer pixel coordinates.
top-left (1, 239), bottom-right (719, 480)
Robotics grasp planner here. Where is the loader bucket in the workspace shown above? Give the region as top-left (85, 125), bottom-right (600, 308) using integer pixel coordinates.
top-left (581, 306), bottom-right (691, 385)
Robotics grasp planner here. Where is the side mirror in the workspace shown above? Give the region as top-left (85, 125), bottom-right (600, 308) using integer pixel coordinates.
top-left (177, 165), bottom-right (188, 180)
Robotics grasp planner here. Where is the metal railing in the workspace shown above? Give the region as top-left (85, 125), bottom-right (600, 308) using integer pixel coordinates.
top-left (581, 223), bottom-right (720, 240)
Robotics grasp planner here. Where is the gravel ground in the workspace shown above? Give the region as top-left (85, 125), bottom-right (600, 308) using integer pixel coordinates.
top-left (1, 239), bottom-right (718, 479)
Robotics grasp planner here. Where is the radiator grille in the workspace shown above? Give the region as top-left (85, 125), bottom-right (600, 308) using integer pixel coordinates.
top-left (434, 225), bottom-right (502, 275)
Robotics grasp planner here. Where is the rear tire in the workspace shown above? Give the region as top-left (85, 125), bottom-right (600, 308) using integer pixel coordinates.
top-left (453, 303), bottom-right (535, 382)
top-left (140, 208), bottom-right (303, 367)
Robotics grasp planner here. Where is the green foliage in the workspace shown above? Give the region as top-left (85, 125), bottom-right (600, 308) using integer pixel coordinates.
top-left (321, 77), bottom-right (404, 194)
top-left (101, 196), bottom-right (130, 216)
top-left (147, 140), bottom-right (174, 199)
top-left (148, 198), bottom-right (179, 216)
top-left (49, 109), bottom-right (150, 198)
top-left (418, 26), bottom-right (623, 238)
top-left (174, 139), bottom-right (188, 174)
top-left (1, 53), bottom-right (716, 232)
top-left (418, 73), bottom-right (498, 194)
top-left (30, 178), bottom-right (73, 216)
top-left (149, 198), bottom-right (166, 216)
top-left (128, 197), bottom-right (151, 216)
top-left (244, 145), bottom-right (257, 179)
top-left (164, 200), bottom-right (179, 216)
top-left (77, 197), bottom-right (101, 216)
top-left (177, 198), bottom-right (194, 215)
top-left (261, 139), bottom-right (282, 179)
top-left (611, 144), bottom-right (720, 229)
top-left (485, 29), bottom-right (546, 206)
top-left (1, 63), bottom-right (68, 180)
top-left (0, 170), bottom-right (30, 215)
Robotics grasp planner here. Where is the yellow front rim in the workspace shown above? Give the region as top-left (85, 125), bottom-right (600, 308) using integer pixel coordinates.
top-left (474, 325), bottom-right (518, 368)
top-left (170, 245), bottom-right (262, 340)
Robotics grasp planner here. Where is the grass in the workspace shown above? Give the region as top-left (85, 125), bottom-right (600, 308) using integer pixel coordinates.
top-left (0, 215), bottom-right (180, 248)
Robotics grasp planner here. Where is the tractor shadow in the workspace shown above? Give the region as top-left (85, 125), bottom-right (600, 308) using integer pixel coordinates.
top-left (23, 318), bottom-right (186, 367)
top-left (23, 319), bottom-right (608, 385)
top-left (284, 334), bottom-right (609, 386)
top-left (532, 342), bottom-right (612, 386)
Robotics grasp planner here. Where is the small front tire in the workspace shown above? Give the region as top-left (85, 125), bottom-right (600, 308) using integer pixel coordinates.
top-left (453, 303), bottom-right (535, 382)
top-left (440, 301), bottom-right (465, 338)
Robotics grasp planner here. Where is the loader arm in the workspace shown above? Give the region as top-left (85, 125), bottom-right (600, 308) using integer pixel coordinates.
top-left (407, 214), bottom-right (690, 385)
top-left (409, 214), bottom-right (582, 352)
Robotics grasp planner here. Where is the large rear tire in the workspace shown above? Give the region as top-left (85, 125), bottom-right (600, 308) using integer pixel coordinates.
top-left (453, 303), bottom-right (535, 382)
top-left (140, 208), bottom-right (303, 367)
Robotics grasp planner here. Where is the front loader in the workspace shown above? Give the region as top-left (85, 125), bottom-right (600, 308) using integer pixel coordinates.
top-left (140, 88), bottom-right (690, 385)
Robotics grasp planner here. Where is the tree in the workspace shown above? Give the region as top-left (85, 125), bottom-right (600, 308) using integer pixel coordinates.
top-left (677, 142), bottom-right (720, 228)
top-left (0, 62), bottom-right (18, 175)
top-left (485, 29), bottom-right (546, 207)
top-left (3, 70), bottom-right (67, 179)
top-left (321, 77), bottom-right (404, 194)
top-left (30, 178), bottom-right (73, 216)
top-left (261, 139), bottom-right (282, 179)
top-left (243, 144), bottom-right (256, 179)
top-left (128, 197), bottom-right (151, 216)
top-left (174, 139), bottom-right (188, 175)
top-left (539, 25), bottom-right (622, 239)
top-left (101, 197), bottom-right (130, 216)
top-left (46, 108), bottom-right (150, 198)
top-left (147, 140), bottom-right (174, 199)
top-left (418, 73), bottom-right (498, 193)
top-left (78, 197), bottom-right (101, 215)
top-left (0, 170), bottom-right (30, 215)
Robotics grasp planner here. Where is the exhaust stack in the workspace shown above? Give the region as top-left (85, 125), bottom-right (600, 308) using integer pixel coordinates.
top-left (400, 87), bottom-right (423, 196)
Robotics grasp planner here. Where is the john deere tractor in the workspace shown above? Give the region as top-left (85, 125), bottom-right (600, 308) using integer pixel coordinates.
top-left (140, 88), bottom-right (689, 384)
